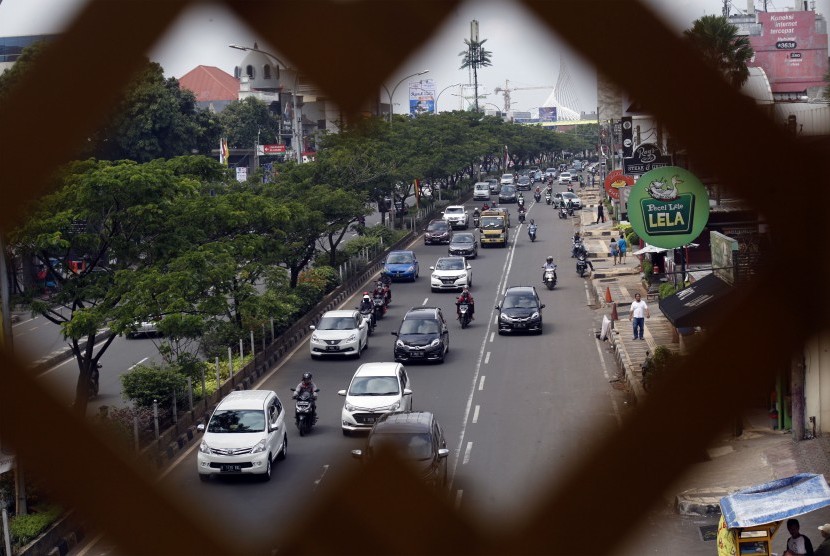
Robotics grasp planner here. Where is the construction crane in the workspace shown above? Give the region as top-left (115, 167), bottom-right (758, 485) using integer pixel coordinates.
top-left (493, 79), bottom-right (554, 113)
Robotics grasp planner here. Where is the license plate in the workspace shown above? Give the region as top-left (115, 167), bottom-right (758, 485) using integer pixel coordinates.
top-left (326, 346), bottom-right (339, 351)
top-left (515, 323), bottom-right (526, 328)
top-left (410, 351), bottom-right (423, 358)
top-left (221, 464), bottom-right (241, 473)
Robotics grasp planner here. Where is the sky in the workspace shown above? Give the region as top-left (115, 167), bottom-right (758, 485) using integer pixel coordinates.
top-left (2, 0), bottom-right (830, 114)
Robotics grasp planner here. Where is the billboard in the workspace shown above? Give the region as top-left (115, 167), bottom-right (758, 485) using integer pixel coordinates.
top-left (409, 79), bottom-right (436, 116)
top-left (750, 11), bottom-right (829, 93)
top-left (539, 107), bottom-right (557, 122)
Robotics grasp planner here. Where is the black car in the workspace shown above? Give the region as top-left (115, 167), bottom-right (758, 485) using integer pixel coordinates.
top-left (424, 220), bottom-right (451, 245)
top-left (516, 176), bottom-right (532, 191)
top-left (495, 286), bottom-right (545, 334)
top-left (392, 307), bottom-right (449, 363)
top-left (351, 411), bottom-right (449, 488)
top-left (499, 185), bottom-right (517, 204)
top-left (448, 232), bottom-right (478, 259)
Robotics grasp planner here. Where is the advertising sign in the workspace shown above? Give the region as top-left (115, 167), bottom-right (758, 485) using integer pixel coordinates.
top-left (628, 166), bottom-right (710, 249)
top-left (539, 107), bottom-right (557, 122)
top-left (235, 167), bottom-right (248, 182)
top-left (603, 169), bottom-right (635, 200)
top-left (710, 231), bottom-right (739, 286)
top-left (409, 79), bottom-right (436, 116)
top-left (623, 143), bottom-right (673, 176)
top-left (621, 117), bottom-right (634, 158)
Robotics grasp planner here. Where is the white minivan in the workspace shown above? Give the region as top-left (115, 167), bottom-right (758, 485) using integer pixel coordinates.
top-left (197, 390), bottom-right (288, 482)
top-left (473, 181), bottom-right (491, 201)
top-left (338, 362), bottom-right (413, 435)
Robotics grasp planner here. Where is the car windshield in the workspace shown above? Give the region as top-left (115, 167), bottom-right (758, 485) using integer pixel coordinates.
top-left (518, 177), bottom-right (530, 183)
top-left (348, 376), bottom-right (400, 396)
top-left (479, 216), bottom-right (503, 229)
top-left (317, 316), bottom-right (356, 330)
top-left (501, 186), bottom-right (516, 194)
top-left (435, 259), bottom-right (463, 270)
top-left (501, 174), bottom-right (512, 180)
top-left (368, 432), bottom-right (433, 460)
top-left (387, 253), bottom-right (413, 264)
top-left (428, 222), bottom-right (447, 231)
top-left (453, 234), bottom-right (473, 244)
top-left (445, 208), bottom-right (463, 214)
top-left (207, 410), bottom-right (266, 433)
top-left (563, 193), bottom-right (577, 200)
top-left (399, 319), bottom-right (440, 335)
top-left (502, 294), bottom-right (538, 309)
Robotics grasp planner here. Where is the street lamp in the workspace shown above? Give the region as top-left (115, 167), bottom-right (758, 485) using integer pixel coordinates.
top-left (229, 44), bottom-right (302, 164)
top-left (435, 83), bottom-right (462, 113)
top-left (381, 70), bottom-right (428, 122)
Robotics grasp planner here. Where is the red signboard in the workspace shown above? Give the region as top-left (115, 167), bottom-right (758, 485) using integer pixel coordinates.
top-left (262, 144), bottom-right (286, 154)
top-left (750, 11), bottom-right (829, 93)
top-left (604, 169), bottom-right (635, 200)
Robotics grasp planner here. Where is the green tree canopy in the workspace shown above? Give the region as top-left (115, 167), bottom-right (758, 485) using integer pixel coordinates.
top-left (684, 15), bottom-right (754, 88)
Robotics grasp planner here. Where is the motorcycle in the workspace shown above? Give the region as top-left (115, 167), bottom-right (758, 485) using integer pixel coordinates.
top-left (517, 197), bottom-right (525, 209)
top-left (544, 192), bottom-right (552, 205)
top-left (527, 224), bottom-right (537, 242)
top-left (378, 277), bottom-right (392, 304)
top-left (472, 213), bottom-right (480, 227)
top-left (567, 203), bottom-right (575, 217)
top-left (458, 302), bottom-right (471, 329)
top-left (543, 267), bottom-right (557, 290)
top-left (359, 306), bottom-right (375, 335)
top-left (290, 388), bottom-right (319, 436)
top-left (372, 293), bottom-right (387, 320)
top-left (576, 255), bottom-right (589, 277)
top-left (517, 209), bottom-right (526, 224)
top-left (558, 204), bottom-right (569, 219)
top-left (572, 239), bottom-right (586, 259)
top-left (567, 184), bottom-right (574, 193)
top-left (534, 191), bottom-right (541, 203)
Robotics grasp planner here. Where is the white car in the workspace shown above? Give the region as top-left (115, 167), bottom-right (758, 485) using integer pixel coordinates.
top-left (309, 309), bottom-right (369, 359)
top-left (473, 182), bottom-right (491, 201)
top-left (196, 390), bottom-right (288, 482)
top-left (545, 168), bottom-right (557, 179)
top-left (441, 205), bottom-right (469, 229)
top-left (338, 362), bottom-right (413, 435)
top-left (500, 173), bottom-right (515, 186)
top-left (558, 172), bottom-right (572, 185)
top-left (430, 256), bottom-right (472, 292)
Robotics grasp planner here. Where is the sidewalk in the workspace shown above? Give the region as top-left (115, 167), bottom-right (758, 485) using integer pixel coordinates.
top-left (576, 182), bottom-right (830, 518)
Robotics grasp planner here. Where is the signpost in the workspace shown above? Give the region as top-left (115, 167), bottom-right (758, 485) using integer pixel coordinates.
top-left (623, 143), bottom-right (673, 176)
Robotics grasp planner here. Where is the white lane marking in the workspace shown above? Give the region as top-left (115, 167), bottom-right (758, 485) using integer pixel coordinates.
top-left (127, 357), bottom-right (148, 371)
top-left (422, 298), bottom-right (428, 306)
top-left (585, 281), bottom-right (592, 305)
top-left (479, 376), bottom-right (486, 390)
top-left (484, 352), bottom-right (490, 364)
top-left (455, 490), bottom-right (464, 510)
top-left (594, 333), bottom-right (623, 427)
top-left (313, 464), bottom-right (330, 491)
top-left (489, 332), bottom-right (494, 342)
top-left (463, 442), bottom-right (473, 464)
top-left (12, 316), bottom-right (37, 327)
top-left (472, 405), bottom-right (480, 423)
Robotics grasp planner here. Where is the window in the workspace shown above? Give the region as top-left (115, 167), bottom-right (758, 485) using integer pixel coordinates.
top-left (245, 65), bottom-right (255, 79)
top-left (263, 65), bottom-right (271, 79)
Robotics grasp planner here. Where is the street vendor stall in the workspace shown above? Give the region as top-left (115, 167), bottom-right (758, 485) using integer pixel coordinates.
top-left (717, 473), bottom-right (830, 555)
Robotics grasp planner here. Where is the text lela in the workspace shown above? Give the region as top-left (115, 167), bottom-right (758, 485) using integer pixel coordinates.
top-left (648, 212), bottom-right (685, 227)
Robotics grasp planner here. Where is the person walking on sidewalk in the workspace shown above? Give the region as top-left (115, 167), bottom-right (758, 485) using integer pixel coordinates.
top-left (629, 293), bottom-right (650, 340)
top-left (610, 237), bottom-right (619, 265)
top-left (596, 203), bottom-right (605, 224)
top-left (814, 524), bottom-right (830, 556)
top-left (618, 232), bottom-right (628, 263)
top-left (786, 518), bottom-right (815, 556)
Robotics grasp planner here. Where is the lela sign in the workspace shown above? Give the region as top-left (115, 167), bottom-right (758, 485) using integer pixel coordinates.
top-left (628, 166), bottom-right (709, 249)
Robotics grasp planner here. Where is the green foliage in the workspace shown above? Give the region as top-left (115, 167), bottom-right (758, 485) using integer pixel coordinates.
top-left (658, 282), bottom-right (677, 299)
top-left (684, 15), bottom-right (754, 88)
top-left (120, 364), bottom-right (188, 409)
top-left (643, 346), bottom-right (683, 391)
top-left (299, 266), bottom-right (340, 294)
top-left (218, 97), bottom-right (280, 149)
top-left (627, 230), bottom-right (640, 250)
top-left (10, 505), bottom-right (63, 548)
top-left (641, 259), bottom-right (653, 280)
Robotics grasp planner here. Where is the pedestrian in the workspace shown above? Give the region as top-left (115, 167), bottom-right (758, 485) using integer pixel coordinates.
top-left (610, 237), bottom-right (619, 265)
top-left (628, 292), bottom-right (650, 340)
top-left (815, 524), bottom-right (830, 556)
top-left (618, 232), bottom-right (628, 263)
top-left (787, 518), bottom-right (815, 556)
top-left (596, 203), bottom-right (605, 224)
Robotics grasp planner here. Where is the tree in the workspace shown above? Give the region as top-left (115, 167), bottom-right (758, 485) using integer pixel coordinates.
top-left (459, 39), bottom-right (493, 112)
top-left (218, 97), bottom-right (281, 149)
top-left (684, 15), bottom-right (754, 88)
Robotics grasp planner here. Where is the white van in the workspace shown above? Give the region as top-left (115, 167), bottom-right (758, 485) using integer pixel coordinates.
top-left (473, 182), bottom-right (491, 201)
top-left (196, 390), bottom-right (288, 482)
top-left (338, 362), bottom-right (413, 435)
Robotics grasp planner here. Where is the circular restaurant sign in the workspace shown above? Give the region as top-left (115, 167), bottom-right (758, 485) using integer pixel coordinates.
top-left (603, 169), bottom-right (635, 200)
top-left (628, 166), bottom-right (710, 249)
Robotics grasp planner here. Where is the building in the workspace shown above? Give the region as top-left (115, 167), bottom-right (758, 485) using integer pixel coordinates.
top-left (0, 34), bottom-right (55, 74)
top-left (178, 65), bottom-right (239, 113)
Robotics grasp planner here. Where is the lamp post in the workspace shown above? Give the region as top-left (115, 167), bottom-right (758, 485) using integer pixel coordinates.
top-left (435, 83), bottom-right (462, 113)
top-left (381, 70), bottom-right (429, 122)
top-left (229, 44), bottom-right (302, 164)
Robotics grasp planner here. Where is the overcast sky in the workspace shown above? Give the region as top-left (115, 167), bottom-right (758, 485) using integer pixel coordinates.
top-left (2, 0), bottom-right (830, 113)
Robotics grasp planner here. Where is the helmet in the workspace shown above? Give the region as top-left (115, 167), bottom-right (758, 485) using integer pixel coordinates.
top-left (462, 286), bottom-right (469, 293)
top-left (302, 372), bottom-right (312, 382)
top-left (363, 293), bottom-right (371, 301)
top-left (546, 256), bottom-right (553, 263)
top-left (530, 219), bottom-right (535, 225)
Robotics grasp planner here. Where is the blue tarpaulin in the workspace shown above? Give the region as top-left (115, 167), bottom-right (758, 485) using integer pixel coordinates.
top-left (720, 473), bottom-right (830, 528)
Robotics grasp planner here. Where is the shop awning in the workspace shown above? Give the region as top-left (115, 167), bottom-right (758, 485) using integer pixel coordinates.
top-left (720, 474), bottom-right (830, 528)
top-left (658, 273), bottom-right (736, 328)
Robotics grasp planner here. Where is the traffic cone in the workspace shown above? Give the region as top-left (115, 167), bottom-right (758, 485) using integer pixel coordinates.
top-left (611, 302), bottom-right (618, 321)
top-left (605, 287), bottom-right (612, 303)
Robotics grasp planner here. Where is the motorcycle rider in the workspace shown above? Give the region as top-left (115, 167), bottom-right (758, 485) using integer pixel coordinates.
top-left (572, 232), bottom-right (583, 258)
top-left (517, 192), bottom-right (525, 206)
top-left (455, 286), bottom-right (475, 321)
top-left (379, 274), bottom-right (392, 302)
top-left (373, 279), bottom-right (390, 304)
top-left (293, 372), bottom-right (318, 423)
top-left (482, 202), bottom-right (490, 212)
top-left (527, 218), bottom-right (538, 239)
top-left (542, 255), bottom-right (558, 282)
top-left (358, 292), bottom-right (373, 313)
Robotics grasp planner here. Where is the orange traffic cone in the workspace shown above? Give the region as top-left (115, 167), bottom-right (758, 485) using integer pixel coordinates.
top-left (605, 287), bottom-right (612, 303)
top-left (611, 302), bottom-right (618, 321)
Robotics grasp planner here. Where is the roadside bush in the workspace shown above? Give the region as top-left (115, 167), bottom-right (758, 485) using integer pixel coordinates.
top-left (10, 505), bottom-right (62, 549)
top-left (641, 259), bottom-right (653, 281)
top-left (658, 282), bottom-right (677, 299)
top-left (120, 364), bottom-right (188, 410)
top-left (627, 230), bottom-right (640, 250)
top-left (642, 346), bottom-right (683, 391)
top-left (299, 265), bottom-right (339, 294)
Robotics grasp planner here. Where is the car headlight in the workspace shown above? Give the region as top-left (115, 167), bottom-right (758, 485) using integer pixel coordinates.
top-left (387, 401), bottom-right (401, 411)
top-left (406, 266), bottom-right (414, 273)
top-left (199, 440), bottom-right (211, 454)
top-left (311, 333), bottom-right (320, 342)
top-left (458, 272), bottom-right (467, 279)
top-left (430, 338), bottom-right (441, 347)
top-left (431, 273), bottom-right (438, 280)
top-left (345, 334), bottom-right (356, 342)
top-left (251, 439), bottom-right (267, 454)
top-left (396, 339), bottom-right (405, 347)
top-left (530, 311), bottom-right (540, 320)
top-left (345, 402), bottom-right (356, 412)
top-left (500, 313), bottom-right (510, 321)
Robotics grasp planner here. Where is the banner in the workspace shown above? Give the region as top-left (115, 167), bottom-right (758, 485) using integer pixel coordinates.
top-left (409, 79), bottom-right (436, 116)
top-left (219, 138), bottom-right (229, 166)
top-left (539, 107), bottom-right (557, 122)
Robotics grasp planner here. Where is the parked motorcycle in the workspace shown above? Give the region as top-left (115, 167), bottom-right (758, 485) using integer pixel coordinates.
top-left (545, 192), bottom-right (552, 205)
top-left (527, 224), bottom-right (537, 242)
top-left (458, 302), bottom-right (472, 329)
top-left (576, 255), bottom-right (589, 277)
top-left (290, 388), bottom-right (319, 436)
top-left (543, 267), bottom-right (557, 290)
top-left (372, 293), bottom-right (387, 320)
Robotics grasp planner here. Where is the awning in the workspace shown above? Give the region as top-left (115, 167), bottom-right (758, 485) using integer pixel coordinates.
top-left (658, 273), bottom-right (736, 328)
top-left (720, 473), bottom-right (830, 528)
